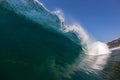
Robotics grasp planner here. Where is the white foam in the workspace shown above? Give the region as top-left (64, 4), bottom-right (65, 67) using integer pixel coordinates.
top-left (63, 24), bottom-right (90, 45)
top-left (52, 8), bottom-right (111, 71)
top-left (53, 9), bottom-right (65, 22)
top-left (53, 9), bottom-right (110, 56)
top-left (86, 41), bottom-right (111, 55)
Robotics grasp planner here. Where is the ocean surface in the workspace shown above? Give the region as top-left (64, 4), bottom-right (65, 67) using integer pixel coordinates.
top-left (0, 0), bottom-right (112, 80)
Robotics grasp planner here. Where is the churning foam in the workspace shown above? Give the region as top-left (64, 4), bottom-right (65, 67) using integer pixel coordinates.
top-left (53, 9), bottom-right (110, 55)
top-left (87, 41), bottom-right (110, 55)
top-left (53, 9), bottom-right (111, 71)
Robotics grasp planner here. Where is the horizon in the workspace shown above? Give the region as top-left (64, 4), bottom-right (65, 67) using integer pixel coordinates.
top-left (39, 0), bottom-right (120, 42)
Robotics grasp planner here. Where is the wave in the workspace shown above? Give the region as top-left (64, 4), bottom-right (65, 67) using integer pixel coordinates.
top-left (0, 0), bottom-right (111, 80)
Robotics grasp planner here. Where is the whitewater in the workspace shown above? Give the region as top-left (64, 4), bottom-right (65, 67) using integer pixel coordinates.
top-left (0, 0), bottom-right (111, 80)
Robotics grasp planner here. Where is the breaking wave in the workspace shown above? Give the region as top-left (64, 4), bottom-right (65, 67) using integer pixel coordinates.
top-left (0, 0), bottom-right (111, 80)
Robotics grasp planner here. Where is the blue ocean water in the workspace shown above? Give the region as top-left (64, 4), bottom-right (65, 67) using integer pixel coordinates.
top-left (0, 0), bottom-right (111, 80)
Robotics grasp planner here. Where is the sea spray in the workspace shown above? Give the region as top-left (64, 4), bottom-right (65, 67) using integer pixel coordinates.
top-left (53, 8), bottom-right (111, 74)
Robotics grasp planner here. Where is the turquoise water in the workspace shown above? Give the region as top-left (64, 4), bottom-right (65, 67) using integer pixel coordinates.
top-left (0, 0), bottom-right (109, 80)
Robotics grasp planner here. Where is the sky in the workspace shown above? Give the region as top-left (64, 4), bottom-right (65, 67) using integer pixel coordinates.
top-left (39, 0), bottom-right (120, 42)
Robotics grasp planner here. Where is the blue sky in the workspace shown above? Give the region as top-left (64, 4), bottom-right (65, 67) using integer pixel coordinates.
top-left (39, 0), bottom-right (120, 42)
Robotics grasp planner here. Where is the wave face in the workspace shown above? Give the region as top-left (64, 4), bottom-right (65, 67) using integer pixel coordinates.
top-left (0, 0), bottom-right (110, 80)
